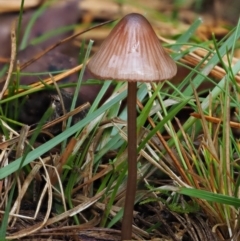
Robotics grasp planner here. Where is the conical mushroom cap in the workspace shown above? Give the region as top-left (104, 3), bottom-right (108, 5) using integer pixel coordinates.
top-left (87, 13), bottom-right (177, 82)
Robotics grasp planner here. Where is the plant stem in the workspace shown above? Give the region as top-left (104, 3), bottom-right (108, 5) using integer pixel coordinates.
top-left (121, 82), bottom-right (137, 240)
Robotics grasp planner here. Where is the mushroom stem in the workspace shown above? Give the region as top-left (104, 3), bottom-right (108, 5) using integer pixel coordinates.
top-left (121, 82), bottom-right (137, 240)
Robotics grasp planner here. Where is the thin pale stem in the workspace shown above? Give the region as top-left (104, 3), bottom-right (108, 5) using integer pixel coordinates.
top-left (121, 82), bottom-right (137, 240)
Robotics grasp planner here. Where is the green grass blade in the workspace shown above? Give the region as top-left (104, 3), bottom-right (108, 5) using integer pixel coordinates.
top-left (0, 89), bottom-right (127, 179)
top-left (172, 18), bottom-right (203, 52)
top-left (179, 187), bottom-right (240, 208)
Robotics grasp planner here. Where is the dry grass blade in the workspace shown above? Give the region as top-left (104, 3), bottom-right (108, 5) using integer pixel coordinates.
top-left (0, 19), bottom-right (115, 98)
top-left (137, 97), bottom-right (191, 184)
top-left (45, 190), bottom-right (104, 226)
top-left (160, 36), bottom-right (240, 82)
top-left (6, 158), bottom-right (52, 239)
top-left (2, 62), bottom-right (84, 97)
top-left (142, 142), bottom-right (189, 187)
top-left (15, 125), bottom-right (30, 158)
top-left (192, 83), bottom-right (218, 158)
top-left (174, 117), bottom-right (201, 188)
top-left (82, 139), bottom-right (94, 196)
top-left (49, 137), bottom-right (77, 185)
top-left (0, 21), bottom-right (16, 100)
top-left (114, 119), bottom-right (189, 187)
top-left (191, 112), bottom-right (240, 129)
top-left (72, 164), bottom-right (113, 195)
top-left (19, 19), bottom-right (115, 70)
top-left (0, 102), bottom-right (90, 149)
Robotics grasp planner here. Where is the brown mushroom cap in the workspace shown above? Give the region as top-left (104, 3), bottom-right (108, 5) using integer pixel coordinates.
top-left (87, 13), bottom-right (177, 82)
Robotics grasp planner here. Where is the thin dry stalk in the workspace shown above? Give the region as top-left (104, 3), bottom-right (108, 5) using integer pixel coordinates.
top-left (45, 190), bottom-right (104, 226)
top-left (15, 125), bottom-right (30, 158)
top-left (0, 21), bottom-right (17, 100)
top-left (19, 20), bottom-right (115, 70)
top-left (82, 141), bottom-right (94, 196)
top-left (0, 102), bottom-right (90, 149)
top-left (137, 98), bottom-right (191, 184)
top-left (50, 137), bottom-right (77, 185)
top-left (192, 84), bottom-right (219, 158)
top-left (160, 36), bottom-right (240, 82)
top-left (49, 73), bottom-right (67, 131)
top-left (2, 62), bottom-right (84, 97)
top-left (174, 117), bottom-right (201, 189)
top-left (6, 157), bottom-right (52, 239)
top-left (191, 112), bottom-right (240, 129)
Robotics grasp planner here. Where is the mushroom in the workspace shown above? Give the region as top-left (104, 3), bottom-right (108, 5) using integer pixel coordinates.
top-left (87, 13), bottom-right (177, 240)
